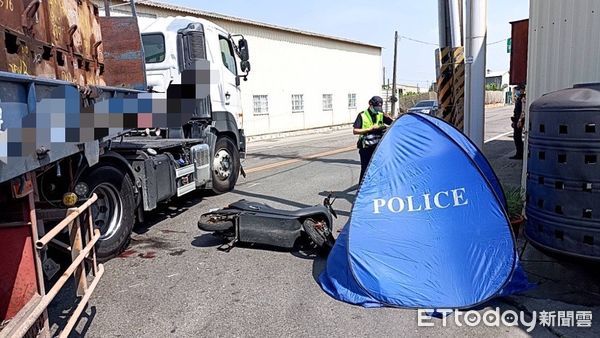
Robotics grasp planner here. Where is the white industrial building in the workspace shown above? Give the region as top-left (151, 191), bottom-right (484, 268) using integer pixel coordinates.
top-left (95, 0), bottom-right (383, 137)
top-left (525, 0), bottom-right (600, 110)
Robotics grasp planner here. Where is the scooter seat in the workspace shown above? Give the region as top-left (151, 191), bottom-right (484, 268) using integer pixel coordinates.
top-left (228, 200), bottom-right (330, 219)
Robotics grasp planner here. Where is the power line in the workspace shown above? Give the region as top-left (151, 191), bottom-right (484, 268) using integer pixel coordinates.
top-left (396, 78), bottom-right (433, 83)
top-left (487, 38), bottom-right (507, 45)
top-left (398, 35), bottom-right (508, 47)
top-left (399, 35), bottom-right (438, 46)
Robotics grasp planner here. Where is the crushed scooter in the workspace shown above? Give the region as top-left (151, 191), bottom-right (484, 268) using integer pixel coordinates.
top-left (198, 194), bottom-right (338, 255)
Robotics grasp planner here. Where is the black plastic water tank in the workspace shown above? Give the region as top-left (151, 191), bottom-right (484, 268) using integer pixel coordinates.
top-left (525, 83), bottom-right (600, 259)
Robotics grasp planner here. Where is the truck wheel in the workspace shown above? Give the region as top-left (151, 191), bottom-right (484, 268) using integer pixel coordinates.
top-left (212, 136), bottom-right (240, 194)
top-left (82, 166), bottom-right (136, 262)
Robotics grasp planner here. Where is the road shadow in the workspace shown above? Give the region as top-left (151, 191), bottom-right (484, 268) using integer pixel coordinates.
top-left (516, 234), bottom-right (600, 306)
top-left (482, 138), bottom-right (524, 188)
top-left (193, 230), bottom-right (331, 262)
top-left (231, 189), bottom-right (310, 209)
top-left (311, 255), bottom-right (328, 284)
top-left (66, 306), bottom-right (96, 338)
top-left (133, 189), bottom-right (208, 235)
top-left (247, 152), bottom-right (359, 166)
top-left (191, 233), bottom-right (227, 248)
top-left (46, 279), bottom-right (97, 338)
top-left (318, 184), bottom-right (359, 205)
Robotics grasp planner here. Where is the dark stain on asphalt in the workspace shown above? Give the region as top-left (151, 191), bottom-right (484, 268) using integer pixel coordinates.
top-left (138, 251), bottom-right (157, 259)
top-left (130, 236), bottom-right (174, 250)
top-left (169, 249), bottom-right (186, 256)
top-left (118, 249), bottom-right (138, 258)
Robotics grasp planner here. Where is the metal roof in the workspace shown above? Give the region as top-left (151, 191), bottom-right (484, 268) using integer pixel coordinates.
top-left (117, 0), bottom-right (382, 49)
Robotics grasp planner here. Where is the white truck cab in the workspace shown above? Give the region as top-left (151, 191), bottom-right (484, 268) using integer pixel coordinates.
top-left (138, 16), bottom-right (250, 130)
top-left (136, 16), bottom-right (250, 194)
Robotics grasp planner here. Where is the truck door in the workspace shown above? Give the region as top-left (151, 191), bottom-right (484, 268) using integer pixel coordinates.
top-left (216, 34), bottom-right (242, 116)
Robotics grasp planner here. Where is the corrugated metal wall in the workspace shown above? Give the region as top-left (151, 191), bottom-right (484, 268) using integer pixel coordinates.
top-left (526, 0), bottom-right (600, 110)
top-left (523, 0), bottom-right (600, 187)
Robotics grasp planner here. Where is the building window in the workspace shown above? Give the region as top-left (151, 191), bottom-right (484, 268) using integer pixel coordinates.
top-left (253, 95), bottom-right (269, 115)
top-left (292, 94), bottom-right (304, 112)
top-left (322, 94), bottom-right (333, 111)
top-left (348, 93), bottom-right (356, 109)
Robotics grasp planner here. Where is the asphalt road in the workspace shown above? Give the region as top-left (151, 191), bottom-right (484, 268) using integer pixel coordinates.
top-left (55, 106), bottom-right (554, 337)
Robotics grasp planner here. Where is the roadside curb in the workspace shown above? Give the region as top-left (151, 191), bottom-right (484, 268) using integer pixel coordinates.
top-left (247, 124), bottom-right (353, 143)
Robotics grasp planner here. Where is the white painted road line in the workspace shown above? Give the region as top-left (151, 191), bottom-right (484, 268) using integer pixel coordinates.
top-left (245, 145), bottom-right (356, 173)
top-left (485, 131), bottom-right (512, 144)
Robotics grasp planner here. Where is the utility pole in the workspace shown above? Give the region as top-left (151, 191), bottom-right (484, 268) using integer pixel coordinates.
top-left (448, 0), bottom-right (463, 47)
top-left (391, 31), bottom-right (399, 117)
top-left (436, 0), bottom-right (464, 127)
top-left (464, 0), bottom-right (487, 148)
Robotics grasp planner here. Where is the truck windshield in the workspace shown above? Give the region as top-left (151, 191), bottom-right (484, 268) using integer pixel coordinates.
top-left (142, 33), bottom-right (166, 63)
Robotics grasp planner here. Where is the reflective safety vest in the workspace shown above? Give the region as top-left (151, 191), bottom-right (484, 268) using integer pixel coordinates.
top-left (358, 110), bottom-right (384, 148)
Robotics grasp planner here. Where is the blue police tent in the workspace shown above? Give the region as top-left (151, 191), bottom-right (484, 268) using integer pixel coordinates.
top-left (318, 113), bottom-right (530, 309)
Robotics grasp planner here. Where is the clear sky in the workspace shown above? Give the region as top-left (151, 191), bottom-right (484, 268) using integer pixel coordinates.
top-left (166, 0), bottom-right (529, 88)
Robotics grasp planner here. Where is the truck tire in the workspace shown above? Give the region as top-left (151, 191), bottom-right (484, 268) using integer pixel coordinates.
top-left (82, 166), bottom-right (136, 262)
top-left (212, 136), bottom-right (240, 194)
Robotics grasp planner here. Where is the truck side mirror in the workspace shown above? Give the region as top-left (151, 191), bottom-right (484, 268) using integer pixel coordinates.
top-left (241, 60), bottom-right (251, 73)
top-left (238, 38), bottom-right (249, 62)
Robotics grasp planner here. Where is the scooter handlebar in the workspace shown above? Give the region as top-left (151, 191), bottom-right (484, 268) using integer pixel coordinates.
top-left (323, 193), bottom-right (338, 218)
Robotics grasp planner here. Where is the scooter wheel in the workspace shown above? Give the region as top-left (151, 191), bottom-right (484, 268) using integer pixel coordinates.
top-left (198, 214), bottom-right (234, 232)
top-left (302, 218), bottom-right (334, 251)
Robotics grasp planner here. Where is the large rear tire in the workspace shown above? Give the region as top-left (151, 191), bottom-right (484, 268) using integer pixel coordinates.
top-left (82, 166), bottom-right (136, 262)
top-left (212, 136), bottom-right (240, 194)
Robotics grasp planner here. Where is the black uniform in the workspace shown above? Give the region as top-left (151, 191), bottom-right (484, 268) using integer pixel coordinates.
top-left (511, 95), bottom-right (524, 159)
top-left (353, 110), bottom-right (393, 183)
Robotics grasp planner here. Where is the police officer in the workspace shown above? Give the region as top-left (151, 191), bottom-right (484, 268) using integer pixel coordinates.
top-left (353, 96), bottom-right (394, 183)
top-left (510, 85), bottom-right (525, 160)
